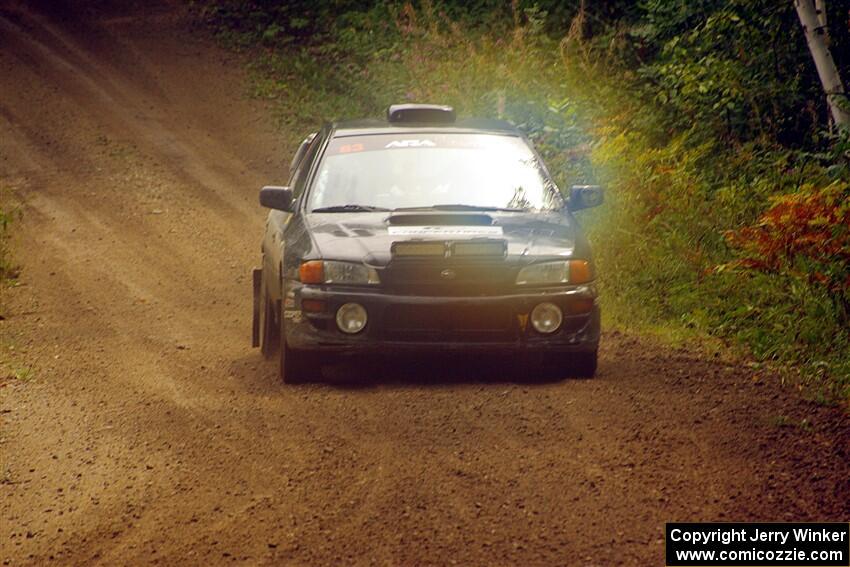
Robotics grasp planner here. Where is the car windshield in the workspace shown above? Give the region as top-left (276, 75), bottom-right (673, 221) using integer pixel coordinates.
top-left (307, 133), bottom-right (563, 212)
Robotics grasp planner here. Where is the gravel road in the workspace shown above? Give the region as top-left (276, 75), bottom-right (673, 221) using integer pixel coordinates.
top-left (1, 1), bottom-right (848, 565)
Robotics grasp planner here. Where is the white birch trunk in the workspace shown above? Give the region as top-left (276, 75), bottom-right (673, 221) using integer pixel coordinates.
top-left (815, 0), bottom-right (827, 29)
top-left (795, 0), bottom-right (850, 128)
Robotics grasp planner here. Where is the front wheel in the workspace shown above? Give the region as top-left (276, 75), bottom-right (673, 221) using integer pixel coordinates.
top-left (279, 317), bottom-right (322, 384)
top-left (531, 349), bottom-right (598, 381)
top-left (571, 349), bottom-right (598, 379)
top-left (259, 275), bottom-right (279, 358)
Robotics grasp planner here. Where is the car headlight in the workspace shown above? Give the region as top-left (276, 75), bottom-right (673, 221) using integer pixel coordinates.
top-left (515, 260), bottom-right (593, 285)
top-left (299, 260), bottom-right (380, 285)
top-left (530, 302), bottom-right (563, 333)
top-left (336, 303), bottom-right (368, 334)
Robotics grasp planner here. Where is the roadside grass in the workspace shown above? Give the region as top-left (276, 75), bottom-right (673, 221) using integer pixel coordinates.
top-left (1, 184), bottom-right (21, 321)
top-left (201, 2), bottom-right (849, 403)
top-left (0, 326), bottom-right (37, 385)
top-left (0, 187), bottom-right (19, 282)
top-left (771, 415), bottom-right (815, 433)
top-left (5, 365), bottom-right (34, 383)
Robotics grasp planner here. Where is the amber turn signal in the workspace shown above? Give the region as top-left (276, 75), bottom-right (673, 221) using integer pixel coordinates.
top-left (301, 299), bottom-right (327, 313)
top-left (566, 297), bottom-right (595, 314)
top-left (299, 260), bottom-right (324, 284)
top-left (568, 260), bottom-right (594, 284)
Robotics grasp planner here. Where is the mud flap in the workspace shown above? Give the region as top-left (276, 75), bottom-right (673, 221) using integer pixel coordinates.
top-left (251, 267), bottom-right (262, 348)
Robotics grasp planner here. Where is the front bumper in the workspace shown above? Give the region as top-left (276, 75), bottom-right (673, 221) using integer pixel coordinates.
top-left (284, 284), bottom-right (600, 355)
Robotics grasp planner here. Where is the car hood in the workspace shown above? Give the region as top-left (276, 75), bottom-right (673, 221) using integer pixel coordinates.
top-left (305, 211), bottom-right (581, 266)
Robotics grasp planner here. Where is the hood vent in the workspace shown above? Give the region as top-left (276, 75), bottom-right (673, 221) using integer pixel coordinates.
top-left (388, 213), bottom-right (494, 226)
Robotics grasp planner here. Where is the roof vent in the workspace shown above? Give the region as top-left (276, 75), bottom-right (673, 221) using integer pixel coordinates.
top-left (387, 104), bottom-right (456, 124)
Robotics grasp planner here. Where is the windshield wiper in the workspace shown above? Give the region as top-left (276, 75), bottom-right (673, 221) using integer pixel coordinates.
top-left (311, 204), bottom-right (391, 213)
top-left (393, 204), bottom-right (527, 212)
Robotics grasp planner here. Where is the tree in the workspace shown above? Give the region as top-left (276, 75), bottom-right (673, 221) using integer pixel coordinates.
top-left (794, 0), bottom-right (850, 129)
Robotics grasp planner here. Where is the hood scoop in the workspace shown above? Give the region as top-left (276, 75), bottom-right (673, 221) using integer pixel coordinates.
top-left (388, 213), bottom-right (494, 226)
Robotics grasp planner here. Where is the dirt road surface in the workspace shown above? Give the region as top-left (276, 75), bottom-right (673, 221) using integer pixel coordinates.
top-left (1, 2), bottom-right (848, 565)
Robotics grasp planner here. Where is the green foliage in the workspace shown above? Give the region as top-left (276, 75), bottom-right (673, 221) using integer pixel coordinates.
top-left (637, 0), bottom-right (822, 144)
top-left (202, 0), bottom-right (850, 400)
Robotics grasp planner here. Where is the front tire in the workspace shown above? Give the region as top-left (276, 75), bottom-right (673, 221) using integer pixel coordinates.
top-left (259, 276), bottom-right (279, 358)
top-left (572, 349), bottom-right (598, 379)
top-left (279, 317), bottom-right (322, 384)
top-left (531, 349), bottom-right (598, 381)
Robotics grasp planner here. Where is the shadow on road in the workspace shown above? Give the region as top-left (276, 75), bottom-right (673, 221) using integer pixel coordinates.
top-left (232, 351), bottom-right (596, 390)
top-left (318, 353), bottom-right (580, 389)
top-left (230, 346), bottom-right (600, 390)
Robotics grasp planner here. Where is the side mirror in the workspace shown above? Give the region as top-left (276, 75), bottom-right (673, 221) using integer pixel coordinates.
top-left (259, 186), bottom-right (294, 212)
top-left (568, 185), bottom-right (604, 211)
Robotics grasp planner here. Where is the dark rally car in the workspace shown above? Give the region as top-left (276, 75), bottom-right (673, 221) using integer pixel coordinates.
top-left (252, 104), bottom-right (604, 383)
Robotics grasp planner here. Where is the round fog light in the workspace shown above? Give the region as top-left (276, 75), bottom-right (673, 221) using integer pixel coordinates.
top-left (336, 302), bottom-right (368, 334)
top-left (530, 302), bottom-right (562, 334)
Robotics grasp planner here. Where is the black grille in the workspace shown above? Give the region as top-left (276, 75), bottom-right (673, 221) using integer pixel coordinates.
top-left (382, 261), bottom-right (515, 296)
